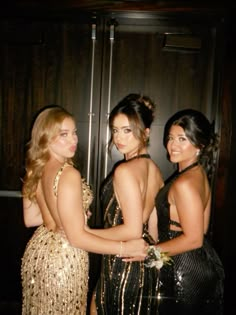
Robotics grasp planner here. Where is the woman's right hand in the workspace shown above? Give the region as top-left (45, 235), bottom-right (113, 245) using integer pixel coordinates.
top-left (122, 238), bottom-right (148, 259)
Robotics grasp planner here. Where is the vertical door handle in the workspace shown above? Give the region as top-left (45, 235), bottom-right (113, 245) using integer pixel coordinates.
top-left (86, 17), bottom-right (97, 184)
top-left (104, 18), bottom-right (118, 178)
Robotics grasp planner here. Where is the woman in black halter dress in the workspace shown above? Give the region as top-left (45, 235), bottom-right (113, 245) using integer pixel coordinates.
top-left (94, 154), bottom-right (161, 315)
top-left (155, 109), bottom-right (224, 315)
top-left (88, 93), bottom-right (164, 314)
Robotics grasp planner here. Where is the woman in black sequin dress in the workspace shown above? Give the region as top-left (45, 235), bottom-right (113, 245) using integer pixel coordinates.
top-left (155, 109), bottom-right (225, 315)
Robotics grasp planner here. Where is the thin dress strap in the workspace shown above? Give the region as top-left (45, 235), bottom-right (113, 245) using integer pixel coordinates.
top-left (53, 163), bottom-right (70, 197)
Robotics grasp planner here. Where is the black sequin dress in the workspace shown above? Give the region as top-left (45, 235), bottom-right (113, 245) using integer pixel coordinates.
top-left (95, 156), bottom-right (159, 315)
top-left (155, 163), bottom-right (225, 315)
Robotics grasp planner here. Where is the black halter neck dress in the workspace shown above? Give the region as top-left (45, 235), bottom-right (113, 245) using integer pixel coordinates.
top-left (95, 154), bottom-right (160, 314)
top-left (155, 162), bottom-right (225, 315)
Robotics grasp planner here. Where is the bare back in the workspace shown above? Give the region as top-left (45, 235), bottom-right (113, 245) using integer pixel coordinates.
top-left (113, 155), bottom-right (164, 241)
top-left (168, 164), bottom-right (211, 234)
top-left (36, 161), bottom-right (72, 231)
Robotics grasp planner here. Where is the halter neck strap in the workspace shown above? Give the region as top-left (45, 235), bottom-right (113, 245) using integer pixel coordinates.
top-left (178, 161), bottom-right (199, 175)
top-left (126, 154), bottom-right (151, 162)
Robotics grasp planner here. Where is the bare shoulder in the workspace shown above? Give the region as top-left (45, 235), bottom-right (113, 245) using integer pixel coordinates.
top-left (62, 164), bottom-right (81, 175)
top-left (113, 159), bottom-right (144, 186)
top-left (114, 156), bottom-right (149, 174)
top-left (114, 158), bottom-right (163, 187)
top-left (151, 160), bottom-right (163, 176)
top-left (114, 161), bottom-right (132, 178)
top-left (172, 167), bottom-right (203, 194)
top-left (58, 165), bottom-right (82, 189)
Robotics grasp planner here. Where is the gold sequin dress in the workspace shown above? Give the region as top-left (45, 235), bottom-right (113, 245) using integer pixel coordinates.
top-left (21, 164), bottom-right (93, 315)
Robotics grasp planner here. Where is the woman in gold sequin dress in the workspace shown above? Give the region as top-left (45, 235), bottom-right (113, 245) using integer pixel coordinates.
top-left (21, 105), bottom-right (147, 315)
top-left (88, 94), bottom-right (164, 314)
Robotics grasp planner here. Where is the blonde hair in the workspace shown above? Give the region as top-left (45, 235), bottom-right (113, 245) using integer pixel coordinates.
top-left (22, 106), bottom-right (74, 201)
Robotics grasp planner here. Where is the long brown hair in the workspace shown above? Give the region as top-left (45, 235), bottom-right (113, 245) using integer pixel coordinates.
top-left (22, 105), bottom-right (75, 201)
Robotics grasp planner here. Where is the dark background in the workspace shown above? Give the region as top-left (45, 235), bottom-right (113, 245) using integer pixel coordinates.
top-left (0, 1), bottom-right (235, 314)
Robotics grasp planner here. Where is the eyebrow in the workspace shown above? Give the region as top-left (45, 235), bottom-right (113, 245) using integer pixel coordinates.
top-left (112, 125), bottom-right (131, 129)
top-left (59, 127), bottom-right (77, 132)
top-left (169, 131), bottom-right (186, 135)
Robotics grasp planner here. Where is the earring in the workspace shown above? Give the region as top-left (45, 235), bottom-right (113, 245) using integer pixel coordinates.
top-left (146, 136), bottom-right (150, 145)
top-left (196, 150), bottom-right (200, 156)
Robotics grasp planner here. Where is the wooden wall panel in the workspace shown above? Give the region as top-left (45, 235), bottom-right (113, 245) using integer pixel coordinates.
top-left (0, 17), bottom-right (102, 191)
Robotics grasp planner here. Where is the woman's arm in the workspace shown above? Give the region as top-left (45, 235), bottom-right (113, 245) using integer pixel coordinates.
top-left (57, 166), bottom-right (146, 256)
top-left (86, 164), bottom-right (143, 241)
top-left (123, 175), bottom-right (207, 262)
top-left (158, 177), bottom-right (205, 256)
top-left (125, 176), bottom-right (206, 261)
top-left (23, 197), bottom-right (43, 227)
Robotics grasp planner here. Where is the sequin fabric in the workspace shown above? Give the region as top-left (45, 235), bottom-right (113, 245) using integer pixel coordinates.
top-left (95, 158), bottom-right (160, 315)
top-left (21, 163), bottom-right (93, 314)
top-left (155, 163), bottom-right (225, 315)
